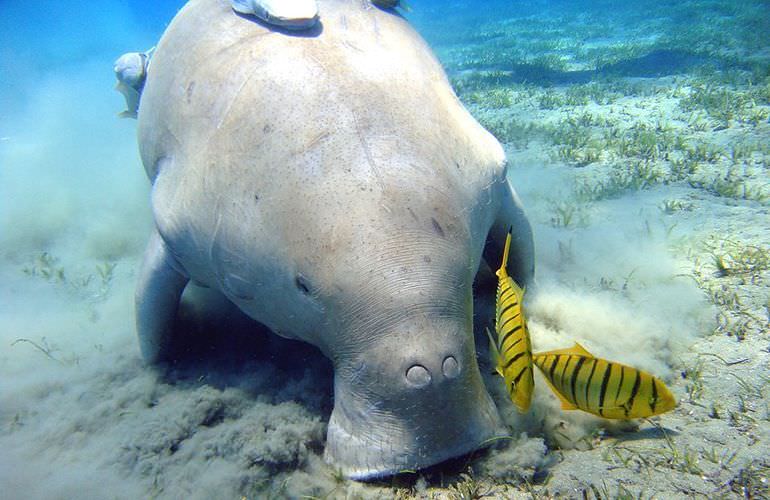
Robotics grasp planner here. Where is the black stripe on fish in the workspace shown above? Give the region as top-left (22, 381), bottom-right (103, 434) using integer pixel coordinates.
top-left (614, 365), bottom-right (626, 408)
top-left (502, 337), bottom-right (523, 356)
top-left (625, 370), bottom-right (641, 417)
top-left (499, 313), bottom-right (521, 332)
top-left (498, 284), bottom-right (517, 300)
top-left (651, 377), bottom-right (659, 414)
top-left (498, 301), bottom-right (518, 319)
top-left (504, 351), bottom-right (526, 369)
top-left (583, 358), bottom-right (598, 410)
top-left (548, 355), bottom-right (559, 382)
top-left (500, 281), bottom-right (517, 296)
top-left (559, 355), bottom-right (572, 394)
top-left (511, 364), bottom-right (529, 386)
top-left (499, 287), bottom-right (515, 303)
top-left (570, 357), bottom-right (586, 405)
top-left (598, 361), bottom-right (613, 417)
top-left (500, 324), bottom-right (523, 346)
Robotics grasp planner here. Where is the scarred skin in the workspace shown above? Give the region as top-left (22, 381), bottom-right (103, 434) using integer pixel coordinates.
top-left (135, 0), bottom-right (534, 479)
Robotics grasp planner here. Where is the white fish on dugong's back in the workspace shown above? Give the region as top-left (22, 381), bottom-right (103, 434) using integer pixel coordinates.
top-left (135, 0), bottom-right (534, 480)
top-left (230, 0), bottom-right (319, 30)
top-left (113, 49), bottom-right (152, 118)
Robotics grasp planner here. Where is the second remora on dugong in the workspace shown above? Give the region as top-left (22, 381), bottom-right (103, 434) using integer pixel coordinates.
top-left (135, 0), bottom-right (534, 480)
top-left (231, 0), bottom-right (319, 29)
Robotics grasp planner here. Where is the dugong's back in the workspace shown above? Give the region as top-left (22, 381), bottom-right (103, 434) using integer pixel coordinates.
top-left (136, 0), bottom-right (507, 325)
top-left (138, 0), bottom-right (502, 187)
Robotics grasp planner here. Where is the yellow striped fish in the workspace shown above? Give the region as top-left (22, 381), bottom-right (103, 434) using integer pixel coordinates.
top-left (532, 343), bottom-right (677, 419)
top-left (486, 229), bottom-right (534, 413)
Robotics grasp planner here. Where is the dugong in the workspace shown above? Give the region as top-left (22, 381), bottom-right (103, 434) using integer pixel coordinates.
top-left (135, 0), bottom-right (534, 479)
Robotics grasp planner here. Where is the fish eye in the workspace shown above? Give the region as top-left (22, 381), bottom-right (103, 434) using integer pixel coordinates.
top-left (295, 274), bottom-right (312, 295)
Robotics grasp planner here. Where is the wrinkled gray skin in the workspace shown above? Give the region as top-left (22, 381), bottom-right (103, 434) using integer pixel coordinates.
top-left (136, 0), bottom-right (534, 480)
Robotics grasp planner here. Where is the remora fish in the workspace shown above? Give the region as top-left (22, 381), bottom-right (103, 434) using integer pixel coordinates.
top-left (113, 48), bottom-right (154, 119)
top-left (231, 0), bottom-right (319, 30)
top-left (372, 0), bottom-right (410, 10)
top-left (532, 343), bottom-right (677, 419)
top-left (486, 229), bottom-right (534, 413)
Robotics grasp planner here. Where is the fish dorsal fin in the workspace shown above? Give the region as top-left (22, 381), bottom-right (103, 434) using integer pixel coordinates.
top-left (571, 342), bottom-right (593, 357)
top-left (496, 227), bottom-right (513, 279)
top-left (534, 342), bottom-right (594, 358)
top-left (485, 327), bottom-right (503, 376)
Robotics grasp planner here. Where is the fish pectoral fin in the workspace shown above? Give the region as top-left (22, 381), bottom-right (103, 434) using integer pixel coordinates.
top-left (550, 389), bottom-right (577, 410)
top-left (534, 342), bottom-right (595, 358)
top-left (485, 327), bottom-right (503, 375)
top-left (534, 364), bottom-right (578, 410)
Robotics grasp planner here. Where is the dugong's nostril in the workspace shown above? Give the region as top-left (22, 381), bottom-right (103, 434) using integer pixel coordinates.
top-left (405, 364), bottom-right (431, 388)
top-left (442, 356), bottom-right (460, 379)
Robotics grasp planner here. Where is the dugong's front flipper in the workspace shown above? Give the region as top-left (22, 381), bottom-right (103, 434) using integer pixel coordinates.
top-left (231, 0), bottom-right (319, 29)
top-left (135, 229), bottom-right (189, 363)
top-left (483, 177), bottom-right (535, 288)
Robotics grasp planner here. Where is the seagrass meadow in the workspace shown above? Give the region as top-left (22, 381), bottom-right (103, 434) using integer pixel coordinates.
top-left (1, 0), bottom-right (768, 498)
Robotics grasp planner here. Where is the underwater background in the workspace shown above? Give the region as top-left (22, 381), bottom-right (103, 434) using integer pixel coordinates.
top-left (1, 0), bottom-right (768, 498)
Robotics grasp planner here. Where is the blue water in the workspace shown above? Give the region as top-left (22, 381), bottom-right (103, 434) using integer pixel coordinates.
top-left (1, 0), bottom-right (768, 498)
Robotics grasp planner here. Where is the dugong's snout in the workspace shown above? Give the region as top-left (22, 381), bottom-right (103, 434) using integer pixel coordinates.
top-left (324, 318), bottom-right (506, 479)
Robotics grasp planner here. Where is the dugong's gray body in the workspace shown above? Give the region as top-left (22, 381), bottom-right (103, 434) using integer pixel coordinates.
top-left (136, 0), bottom-right (534, 479)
